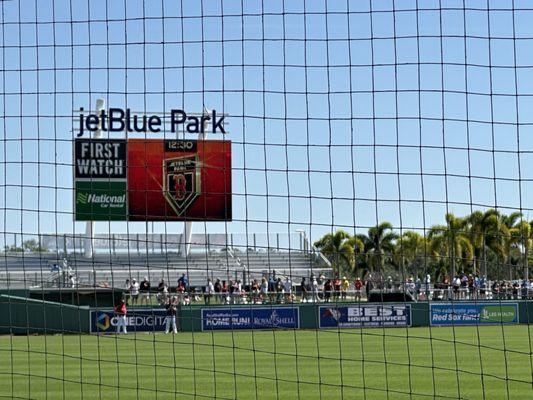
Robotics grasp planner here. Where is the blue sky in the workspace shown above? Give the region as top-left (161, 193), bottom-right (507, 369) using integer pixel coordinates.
top-left (1, 0), bottom-right (533, 250)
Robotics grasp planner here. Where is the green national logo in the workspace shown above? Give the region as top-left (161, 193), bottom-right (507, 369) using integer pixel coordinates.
top-left (75, 181), bottom-right (127, 221)
top-left (76, 192), bottom-right (88, 204)
top-left (76, 192), bottom-right (125, 208)
top-left (480, 306), bottom-right (517, 323)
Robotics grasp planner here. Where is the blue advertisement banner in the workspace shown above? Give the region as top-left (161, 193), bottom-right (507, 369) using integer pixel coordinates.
top-left (430, 303), bottom-right (519, 326)
top-left (201, 307), bottom-right (299, 331)
top-left (90, 309), bottom-right (169, 334)
top-left (319, 304), bottom-right (411, 328)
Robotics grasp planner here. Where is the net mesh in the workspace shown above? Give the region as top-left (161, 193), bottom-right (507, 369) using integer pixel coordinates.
top-left (1, 0), bottom-right (533, 399)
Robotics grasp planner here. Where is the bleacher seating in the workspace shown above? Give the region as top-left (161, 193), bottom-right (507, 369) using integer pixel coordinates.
top-left (0, 249), bottom-right (330, 289)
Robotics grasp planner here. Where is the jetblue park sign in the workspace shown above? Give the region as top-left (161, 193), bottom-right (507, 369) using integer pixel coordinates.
top-left (77, 108), bottom-right (226, 136)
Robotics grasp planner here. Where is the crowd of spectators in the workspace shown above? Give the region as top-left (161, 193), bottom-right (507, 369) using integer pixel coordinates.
top-left (122, 272), bottom-right (533, 306)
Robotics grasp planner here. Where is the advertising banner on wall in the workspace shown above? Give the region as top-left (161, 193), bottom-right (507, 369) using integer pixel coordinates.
top-left (74, 139), bottom-right (232, 221)
top-left (430, 303), bottom-right (519, 326)
top-left (319, 304), bottom-right (411, 328)
top-left (201, 307), bottom-right (299, 331)
top-left (90, 309), bottom-right (170, 334)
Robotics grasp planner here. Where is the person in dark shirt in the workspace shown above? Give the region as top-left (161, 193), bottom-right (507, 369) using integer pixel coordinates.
top-left (333, 276), bottom-right (341, 300)
top-left (140, 276), bottom-right (151, 305)
top-left (214, 278), bottom-right (222, 303)
top-left (164, 297), bottom-right (178, 334)
top-left (300, 277), bottom-right (308, 302)
top-left (324, 279), bottom-right (333, 302)
top-left (178, 273), bottom-right (189, 291)
top-left (275, 278), bottom-right (284, 303)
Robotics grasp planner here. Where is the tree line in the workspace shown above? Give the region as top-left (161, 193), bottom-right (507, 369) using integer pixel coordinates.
top-left (313, 210), bottom-right (533, 282)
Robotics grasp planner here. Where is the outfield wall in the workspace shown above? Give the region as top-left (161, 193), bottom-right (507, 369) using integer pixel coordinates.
top-left (0, 294), bottom-right (90, 334)
top-left (2, 299), bottom-right (532, 334)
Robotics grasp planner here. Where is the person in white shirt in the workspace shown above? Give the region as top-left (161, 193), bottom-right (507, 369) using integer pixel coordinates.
top-left (205, 278), bottom-right (215, 304)
top-left (311, 278), bottom-right (319, 302)
top-left (283, 277), bottom-right (292, 303)
top-left (130, 278), bottom-right (140, 305)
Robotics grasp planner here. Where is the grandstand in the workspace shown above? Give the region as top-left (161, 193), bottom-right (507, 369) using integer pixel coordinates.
top-left (0, 233), bottom-right (331, 289)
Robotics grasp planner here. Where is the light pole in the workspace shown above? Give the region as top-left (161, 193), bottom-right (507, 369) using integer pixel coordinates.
top-left (295, 229), bottom-right (307, 253)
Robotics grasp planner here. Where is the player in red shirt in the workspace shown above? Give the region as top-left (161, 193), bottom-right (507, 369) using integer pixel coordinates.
top-left (115, 299), bottom-right (127, 334)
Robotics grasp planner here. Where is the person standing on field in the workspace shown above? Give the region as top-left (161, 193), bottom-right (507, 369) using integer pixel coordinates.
top-left (164, 297), bottom-right (178, 334)
top-left (205, 278), bottom-right (214, 305)
top-left (140, 276), bottom-right (151, 305)
top-left (115, 299), bottom-right (127, 334)
top-left (341, 276), bottom-right (350, 300)
top-left (130, 278), bottom-right (140, 305)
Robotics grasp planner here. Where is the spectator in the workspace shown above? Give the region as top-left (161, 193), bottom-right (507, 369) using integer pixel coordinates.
top-left (115, 299), bottom-right (127, 334)
top-left (124, 278), bottom-right (130, 303)
top-left (424, 274), bottom-right (432, 299)
top-left (415, 278), bottom-right (421, 300)
top-left (251, 279), bottom-right (260, 304)
top-left (324, 279), bottom-right (332, 303)
top-left (130, 278), bottom-right (140, 306)
top-left (214, 278), bottom-right (222, 303)
top-left (354, 277), bottom-right (363, 301)
top-left (405, 277), bottom-right (415, 298)
top-left (164, 297), bottom-right (178, 334)
top-left (205, 278), bottom-right (214, 305)
top-left (300, 277), bottom-right (309, 303)
top-left (341, 276), bottom-right (349, 300)
top-left (365, 275), bottom-right (374, 299)
top-left (178, 273), bottom-right (189, 291)
top-left (471, 275), bottom-right (478, 299)
top-left (176, 281), bottom-right (185, 304)
top-left (479, 276), bottom-right (487, 299)
top-left (333, 275), bottom-right (341, 300)
top-left (268, 275), bottom-right (276, 303)
top-left (140, 276), bottom-right (151, 306)
top-left (276, 278), bottom-right (284, 303)
top-left (460, 274), bottom-right (468, 299)
top-left (283, 277), bottom-right (292, 303)
top-left (236, 280), bottom-right (245, 304)
top-left (311, 276), bottom-right (319, 302)
top-left (386, 276), bottom-right (394, 292)
top-left (157, 279), bottom-right (168, 304)
top-left (260, 277), bottom-right (268, 302)
top-left (452, 276), bottom-right (461, 300)
top-left (221, 280), bottom-right (229, 304)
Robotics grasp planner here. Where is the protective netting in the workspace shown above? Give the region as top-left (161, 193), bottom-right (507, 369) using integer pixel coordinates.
top-left (1, 0), bottom-right (533, 399)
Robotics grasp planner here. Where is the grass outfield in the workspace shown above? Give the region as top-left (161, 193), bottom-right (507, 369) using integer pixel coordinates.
top-left (1, 326), bottom-right (533, 399)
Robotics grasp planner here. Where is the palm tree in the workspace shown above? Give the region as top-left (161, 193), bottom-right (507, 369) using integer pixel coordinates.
top-left (360, 222), bottom-right (398, 277)
top-left (429, 213), bottom-right (473, 279)
top-left (499, 212), bottom-right (523, 280)
top-left (515, 221), bottom-right (532, 281)
top-left (394, 231), bottom-right (429, 279)
top-left (313, 230), bottom-right (355, 274)
top-left (466, 209), bottom-right (501, 277)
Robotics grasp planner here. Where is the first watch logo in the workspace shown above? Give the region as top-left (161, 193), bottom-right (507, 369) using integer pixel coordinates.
top-left (163, 155), bottom-right (201, 216)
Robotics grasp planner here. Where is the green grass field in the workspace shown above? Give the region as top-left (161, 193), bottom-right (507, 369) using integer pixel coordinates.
top-left (1, 326), bottom-right (532, 399)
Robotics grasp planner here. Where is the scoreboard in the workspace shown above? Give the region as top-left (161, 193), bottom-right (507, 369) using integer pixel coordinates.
top-left (74, 139), bottom-right (232, 221)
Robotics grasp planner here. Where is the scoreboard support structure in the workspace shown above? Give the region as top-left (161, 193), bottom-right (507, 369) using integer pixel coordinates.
top-left (83, 98), bottom-right (105, 259)
top-left (179, 107), bottom-right (210, 258)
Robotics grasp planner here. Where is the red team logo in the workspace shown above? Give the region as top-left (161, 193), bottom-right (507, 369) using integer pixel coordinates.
top-left (127, 139), bottom-right (231, 221)
top-left (163, 155), bottom-right (201, 216)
